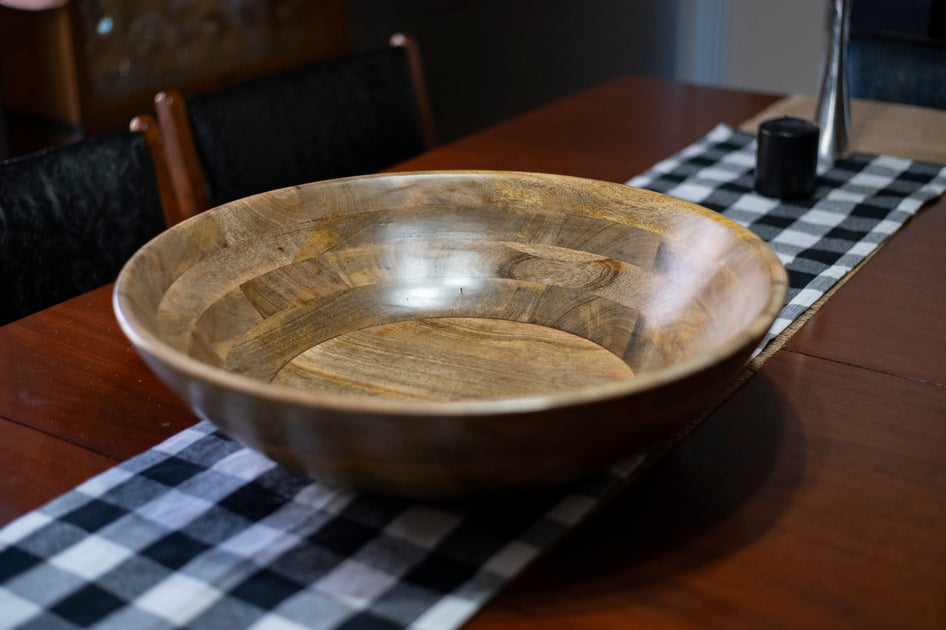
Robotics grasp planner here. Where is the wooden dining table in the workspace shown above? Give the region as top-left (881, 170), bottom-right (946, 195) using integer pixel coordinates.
top-left (2, 75), bottom-right (944, 629)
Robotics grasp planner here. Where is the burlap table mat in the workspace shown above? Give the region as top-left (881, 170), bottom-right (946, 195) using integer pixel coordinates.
top-left (740, 94), bottom-right (946, 164)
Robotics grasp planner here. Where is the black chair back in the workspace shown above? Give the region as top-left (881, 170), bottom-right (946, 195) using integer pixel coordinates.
top-left (0, 131), bottom-right (167, 325)
top-left (848, 32), bottom-right (946, 110)
top-left (185, 43), bottom-right (430, 208)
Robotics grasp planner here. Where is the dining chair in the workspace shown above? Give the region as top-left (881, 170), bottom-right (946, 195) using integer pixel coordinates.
top-left (155, 33), bottom-right (436, 224)
top-left (0, 115), bottom-right (178, 325)
top-left (848, 31), bottom-right (946, 110)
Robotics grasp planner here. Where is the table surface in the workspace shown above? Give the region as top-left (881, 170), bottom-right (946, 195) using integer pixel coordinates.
top-left (2, 75), bottom-right (944, 629)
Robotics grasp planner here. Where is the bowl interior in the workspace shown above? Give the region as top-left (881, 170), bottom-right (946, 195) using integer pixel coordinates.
top-left (116, 171), bottom-right (786, 406)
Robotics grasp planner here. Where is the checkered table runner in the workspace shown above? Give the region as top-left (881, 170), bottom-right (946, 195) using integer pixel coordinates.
top-left (629, 124), bottom-right (946, 354)
top-left (2, 124), bottom-right (944, 630)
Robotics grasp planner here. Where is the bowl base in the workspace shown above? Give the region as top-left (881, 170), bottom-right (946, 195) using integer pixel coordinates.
top-left (271, 317), bottom-right (635, 401)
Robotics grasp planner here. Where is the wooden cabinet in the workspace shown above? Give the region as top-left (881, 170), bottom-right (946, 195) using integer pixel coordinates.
top-left (0, 0), bottom-right (350, 156)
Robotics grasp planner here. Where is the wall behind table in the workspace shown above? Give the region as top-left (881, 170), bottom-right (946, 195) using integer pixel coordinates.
top-left (1, 0), bottom-right (682, 156)
top-left (724, 0), bottom-right (826, 96)
top-left (710, 0), bottom-right (944, 98)
top-left (350, 0), bottom-right (681, 143)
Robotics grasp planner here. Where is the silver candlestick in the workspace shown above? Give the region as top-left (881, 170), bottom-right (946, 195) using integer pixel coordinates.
top-left (815, 0), bottom-right (852, 171)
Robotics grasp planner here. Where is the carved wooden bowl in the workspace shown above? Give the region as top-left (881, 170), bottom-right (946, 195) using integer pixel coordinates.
top-left (114, 171), bottom-right (787, 498)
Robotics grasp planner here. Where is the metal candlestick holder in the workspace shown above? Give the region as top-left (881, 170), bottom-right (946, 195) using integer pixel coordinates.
top-left (815, 0), bottom-right (853, 172)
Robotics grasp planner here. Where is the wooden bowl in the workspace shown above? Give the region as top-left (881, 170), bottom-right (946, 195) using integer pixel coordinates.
top-left (114, 171), bottom-right (787, 498)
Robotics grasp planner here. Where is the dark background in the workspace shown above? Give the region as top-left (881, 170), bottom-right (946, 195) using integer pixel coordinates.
top-left (1, 0), bottom-right (943, 159)
top-left (348, 0), bottom-right (680, 143)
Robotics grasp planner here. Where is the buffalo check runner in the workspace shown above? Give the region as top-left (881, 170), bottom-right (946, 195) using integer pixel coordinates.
top-left (629, 124), bottom-right (946, 354)
top-left (2, 124), bottom-right (944, 630)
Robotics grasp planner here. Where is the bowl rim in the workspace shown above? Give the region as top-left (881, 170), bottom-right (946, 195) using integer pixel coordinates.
top-left (113, 170), bottom-right (788, 417)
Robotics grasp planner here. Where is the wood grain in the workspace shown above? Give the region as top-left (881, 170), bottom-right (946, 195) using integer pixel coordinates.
top-left (0, 416), bottom-right (117, 526)
top-left (0, 287), bottom-right (197, 461)
top-left (114, 171), bottom-right (786, 497)
top-left (154, 89), bottom-right (210, 224)
top-left (471, 351), bottom-right (946, 629)
top-left (272, 318), bottom-right (636, 400)
top-left (391, 76), bottom-right (782, 183)
top-left (785, 196), bottom-right (946, 385)
top-left (129, 114), bottom-right (183, 228)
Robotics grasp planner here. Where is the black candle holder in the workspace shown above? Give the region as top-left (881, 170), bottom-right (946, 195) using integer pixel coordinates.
top-left (754, 116), bottom-right (820, 199)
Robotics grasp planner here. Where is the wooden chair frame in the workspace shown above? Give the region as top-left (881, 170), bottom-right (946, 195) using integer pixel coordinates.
top-left (128, 114), bottom-right (182, 228)
top-left (154, 33), bottom-right (436, 225)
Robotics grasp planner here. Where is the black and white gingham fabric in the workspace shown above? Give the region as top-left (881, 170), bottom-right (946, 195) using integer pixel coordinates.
top-left (629, 124), bottom-right (946, 353)
top-left (2, 124), bottom-right (944, 630)
top-left (0, 420), bottom-right (643, 630)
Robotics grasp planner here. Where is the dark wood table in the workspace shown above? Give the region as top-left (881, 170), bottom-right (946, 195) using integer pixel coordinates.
top-left (2, 75), bottom-right (944, 629)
